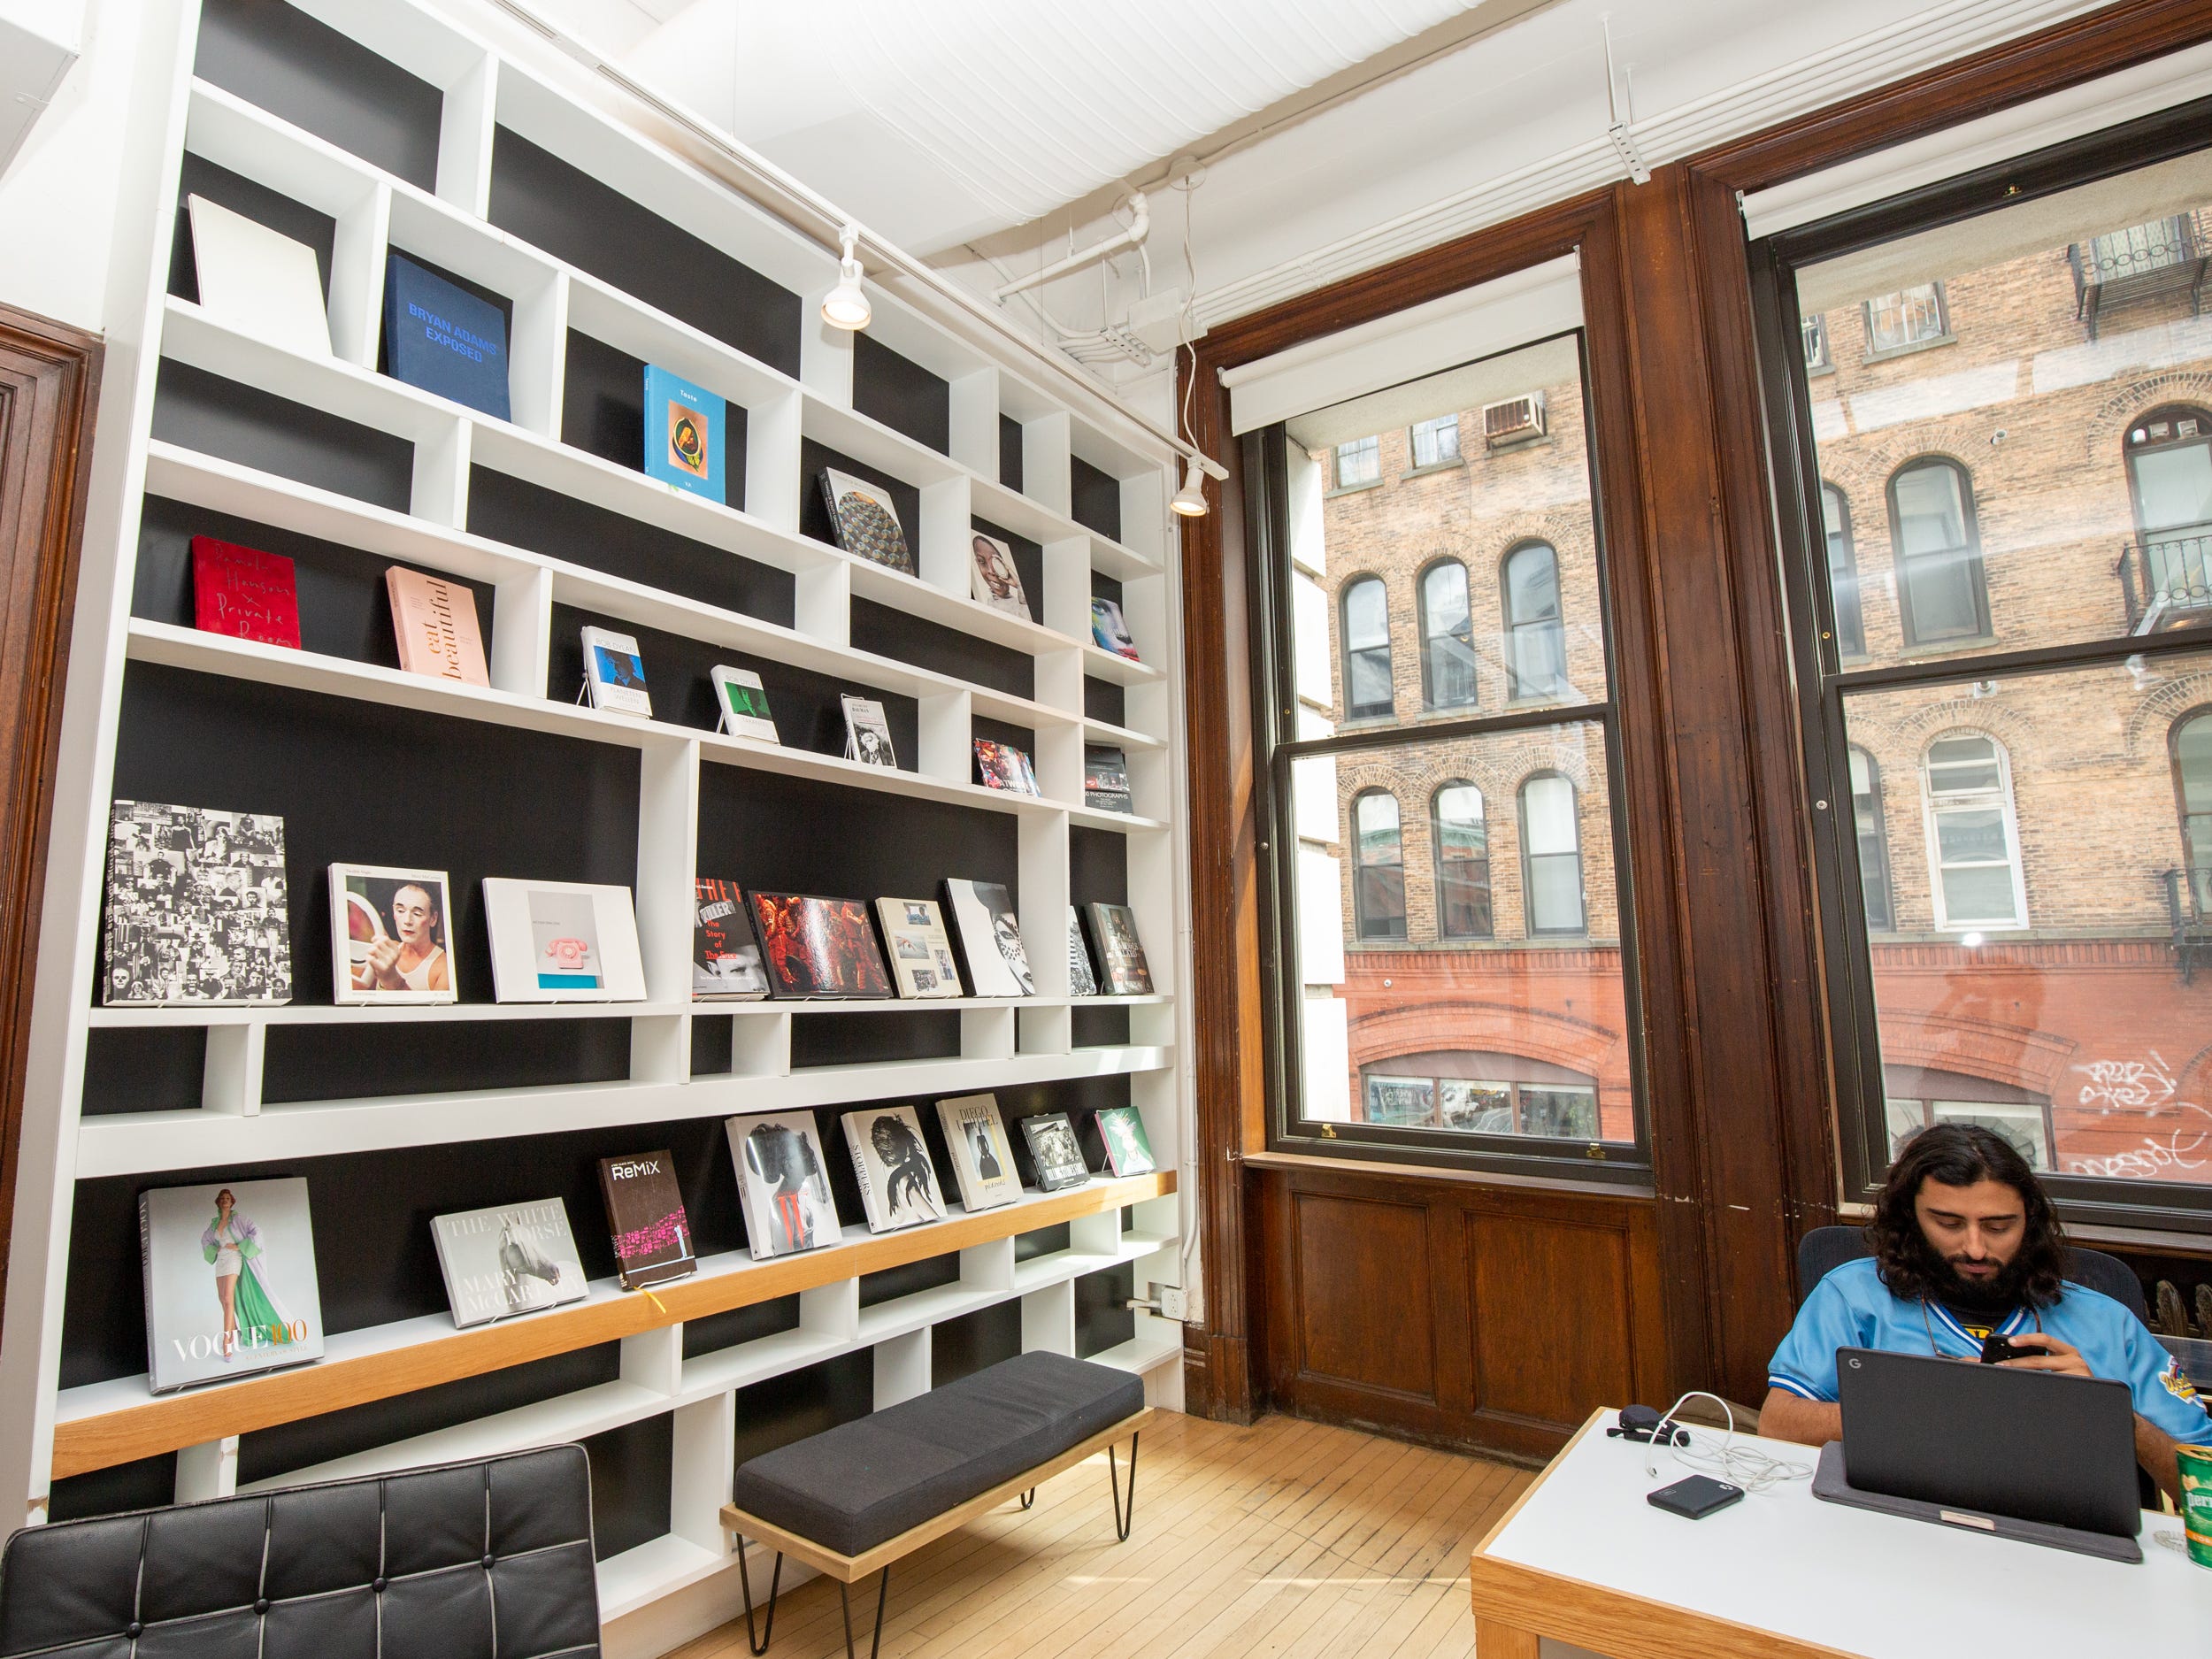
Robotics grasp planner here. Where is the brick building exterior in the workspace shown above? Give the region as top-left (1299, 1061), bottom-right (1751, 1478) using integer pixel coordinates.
top-left (1296, 203), bottom-right (2212, 1185)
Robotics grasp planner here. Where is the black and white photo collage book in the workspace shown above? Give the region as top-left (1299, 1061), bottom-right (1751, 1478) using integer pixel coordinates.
top-left (104, 801), bottom-right (292, 1006)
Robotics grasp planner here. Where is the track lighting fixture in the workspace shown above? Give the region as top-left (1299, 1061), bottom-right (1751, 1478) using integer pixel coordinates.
top-left (1170, 457), bottom-right (1209, 518)
top-left (821, 226), bottom-right (872, 330)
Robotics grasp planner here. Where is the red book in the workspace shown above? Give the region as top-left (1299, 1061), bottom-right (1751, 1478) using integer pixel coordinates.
top-left (191, 536), bottom-right (301, 649)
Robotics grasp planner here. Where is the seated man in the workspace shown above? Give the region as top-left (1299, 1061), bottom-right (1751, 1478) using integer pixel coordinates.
top-left (1762, 1123), bottom-right (2209, 1503)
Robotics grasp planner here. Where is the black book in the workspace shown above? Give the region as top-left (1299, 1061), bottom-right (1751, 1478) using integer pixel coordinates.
top-left (1083, 744), bottom-right (1134, 815)
top-left (1018, 1111), bottom-right (1090, 1192)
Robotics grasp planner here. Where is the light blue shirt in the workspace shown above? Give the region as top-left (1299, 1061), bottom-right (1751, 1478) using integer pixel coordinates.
top-left (1767, 1256), bottom-right (2212, 1446)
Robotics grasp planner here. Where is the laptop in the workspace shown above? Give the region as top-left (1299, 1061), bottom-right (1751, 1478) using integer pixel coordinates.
top-left (1811, 1346), bottom-right (2143, 1562)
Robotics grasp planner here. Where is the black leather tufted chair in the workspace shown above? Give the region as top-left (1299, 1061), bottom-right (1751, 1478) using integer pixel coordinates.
top-left (0, 1444), bottom-right (601, 1658)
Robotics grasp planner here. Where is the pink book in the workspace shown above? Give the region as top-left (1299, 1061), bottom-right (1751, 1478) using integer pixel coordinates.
top-left (386, 566), bottom-right (489, 686)
top-left (190, 536), bottom-right (300, 649)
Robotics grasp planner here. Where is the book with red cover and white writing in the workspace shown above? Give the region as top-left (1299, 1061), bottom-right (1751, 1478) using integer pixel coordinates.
top-left (386, 566), bottom-right (489, 685)
top-left (595, 1149), bottom-right (695, 1290)
top-left (192, 536), bottom-right (301, 649)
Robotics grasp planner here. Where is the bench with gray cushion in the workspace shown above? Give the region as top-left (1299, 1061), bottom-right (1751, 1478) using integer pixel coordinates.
top-left (721, 1350), bottom-right (1148, 1659)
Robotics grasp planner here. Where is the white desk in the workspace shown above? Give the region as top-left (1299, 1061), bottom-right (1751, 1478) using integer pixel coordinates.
top-left (1468, 1407), bottom-right (2211, 1658)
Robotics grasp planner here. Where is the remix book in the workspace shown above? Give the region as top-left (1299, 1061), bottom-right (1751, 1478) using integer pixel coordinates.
top-left (387, 566), bottom-right (489, 685)
top-left (729, 1110), bottom-right (842, 1259)
top-left (1090, 597), bottom-right (1140, 661)
top-left (431, 1197), bottom-right (587, 1327)
top-left (192, 535), bottom-right (300, 649)
top-left (1084, 902), bottom-right (1155, 995)
top-left (936, 1094), bottom-right (1020, 1212)
top-left (942, 878), bottom-right (1033, 997)
top-left (643, 365), bottom-right (726, 503)
top-left (818, 467), bottom-right (913, 576)
top-left (103, 802), bottom-right (291, 1007)
top-left (710, 665), bottom-right (779, 743)
top-left (384, 250), bottom-right (511, 420)
top-left (695, 879), bottom-right (771, 999)
top-left (748, 893), bottom-right (893, 1000)
top-left (329, 863), bottom-right (456, 1003)
top-left (1019, 1112), bottom-right (1090, 1192)
top-left (580, 625), bottom-right (653, 718)
top-left (873, 897), bottom-right (964, 1000)
top-left (597, 1150), bottom-right (695, 1289)
top-left (969, 533), bottom-right (1030, 618)
top-left (142, 1178), bottom-right (324, 1393)
top-left (843, 1105), bottom-right (946, 1233)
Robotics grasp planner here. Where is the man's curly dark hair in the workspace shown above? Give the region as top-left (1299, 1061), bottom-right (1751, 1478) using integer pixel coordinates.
top-left (1866, 1123), bottom-right (2067, 1309)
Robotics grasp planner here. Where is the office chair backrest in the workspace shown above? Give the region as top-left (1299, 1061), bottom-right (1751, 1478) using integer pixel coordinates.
top-left (1794, 1224), bottom-right (2151, 1325)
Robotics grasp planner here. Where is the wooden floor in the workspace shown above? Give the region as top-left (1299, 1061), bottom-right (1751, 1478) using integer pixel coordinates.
top-left (670, 1411), bottom-right (1532, 1659)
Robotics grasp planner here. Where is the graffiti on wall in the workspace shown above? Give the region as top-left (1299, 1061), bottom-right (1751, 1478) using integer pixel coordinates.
top-left (2064, 1049), bottom-right (2209, 1180)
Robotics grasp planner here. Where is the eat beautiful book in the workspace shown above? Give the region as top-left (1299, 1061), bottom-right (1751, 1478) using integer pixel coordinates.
top-left (386, 566), bottom-right (488, 685)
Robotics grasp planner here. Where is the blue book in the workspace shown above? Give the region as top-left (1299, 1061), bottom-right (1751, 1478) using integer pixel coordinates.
top-left (383, 251), bottom-right (511, 420)
top-left (642, 365), bottom-right (726, 503)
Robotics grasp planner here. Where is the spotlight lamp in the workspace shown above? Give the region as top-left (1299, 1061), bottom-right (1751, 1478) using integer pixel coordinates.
top-left (1171, 457), bottom-right (1209, 518)
top-left (821, 226), bottom-right (872, 331)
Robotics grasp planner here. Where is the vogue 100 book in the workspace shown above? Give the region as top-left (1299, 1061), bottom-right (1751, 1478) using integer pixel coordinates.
top-left (141, 1178), bottom-right (325, 1393)
top-left (431, 1198), bottom-right (588, 1327)
top-left (694, 878), bottom-right (771, 999)
top-left (387, 566), bottom-right (489, 685)
top-left (842, 1104), bottom-right (946, 1234)
top-left (749, 892), bottom-right (893, 999)
top-left (937, 1093), bottom-right (1020, 1212)
top-left (384, 250), bottom-right (511, 419)
top-left (643, 365), bottom-right (726, 503)
top-left (192, 535), bottom-right (300, 649)
top-left (729, 1110), bottom-right (843, 1259)
top-left (597, 1150), bottom-right (695, 1290)
top-left (103, 801), bottom-right (292, 1007)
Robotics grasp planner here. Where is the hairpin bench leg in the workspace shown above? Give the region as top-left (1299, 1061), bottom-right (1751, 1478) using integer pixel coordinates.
top-left (838, 1563), bottom-right (892, 1659)
top-left (1019, 1487), bottom-right (1035, 1510)
top-left (1108, 1432), bottom-right (1139, 1542)
top-left (737, 1541), bottom-right (783, 1655)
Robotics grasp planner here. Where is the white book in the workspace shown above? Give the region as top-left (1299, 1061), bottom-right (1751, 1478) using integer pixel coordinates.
top-left (430, 1197), bottom-right (588, 1328)
top-left (936, 1094), bottom-right (1021, 1211)
top-left (482, 877), bottom-right (648, 1002)
top-left (969, 532), bottom-right (1030, 618)
top-left (141, 1178), bottom-right (325, 1393)
top-left (942, 878), bottom-right (1033, 997)
top-left (728, 1110), bottom-right (844, 1259)
top-left (842, 694), bottom-right (898, 768)
top-left (710, 664), bottom-right (780, 743)
top-left (580, 625), bottom-right (653, 718)
top-left (842, 1105), bottom-right (946, 1233)
top-left (187, 195), bottom-right (332, 358)
top-left (874, 897), bottom-right (964, 999)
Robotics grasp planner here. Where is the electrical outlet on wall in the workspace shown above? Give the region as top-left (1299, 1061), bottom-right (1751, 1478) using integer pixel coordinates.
top-left (1157, 1286), bottom-right (1187, 1323)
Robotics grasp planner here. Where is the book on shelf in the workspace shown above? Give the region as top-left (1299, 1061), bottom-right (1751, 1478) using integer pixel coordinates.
top-left (191, 535), bottom-right (300, 649)
top-left (969, 533), bottom-right (1030, 618)
top-left (482, 877), bottom-right (649, 1002)
top-left (1094, 1105), bottom-right (1156, 1179)
top-left (748, 892), bottom-right (894, 999)
top-left (103, 801), bottom-right (292, 1007)
top-left (597, 1150), bottom-right (695, 1290)
top-left (142, 1178), bottom-right (324, 1394)
top-left (710, 665), bottom-right (779, 743)
top-left (941, 879), bottom-right (1034, 997)
top-left (936, 1094), bottom-right (1021, 1211)
top-left (842, 1104), bottom-right (946, 1233)
top-left (841, 695), bottom-right (898, 769)
top-left (580, 625), bottom-right (653, 718)
top-left (973, 739), bottom-right (1040, 795)
top-left (1066, 905), bottom-right (1099, 997)
top-left (383, 250), bottom-right (511, 420)
top-left (431, 1197), bottom-right (588, 1328)
top-left (873, 896), bottom-right (964, 999)
top-left (186, 194), bottom-right (331, 358)
top-left (643, 365), bottom-right (726, 503)
top-left (1083, 902), bottom-right (1155, 995)
top-left (329, 863), bottom-right (457, 1004)
top-left (1090, 597), bottom-right (1141, 661)
top-left (694, 878), bottom-right (771, 999)
top-left (386, 566), bottom-right (489, 686)
top-left (1018, 1112), bottom-right (1090, 1193)
top-left (1083, 744), bottom-right (1134, 815)
top-left (728, 1110), bottom-right (843, 1259)
top-left (818, 467), bottom-right (913, 576)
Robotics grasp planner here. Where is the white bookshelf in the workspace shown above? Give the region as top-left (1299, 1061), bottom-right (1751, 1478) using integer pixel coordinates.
top-left (2, 3), bottom-right (1191, 1652)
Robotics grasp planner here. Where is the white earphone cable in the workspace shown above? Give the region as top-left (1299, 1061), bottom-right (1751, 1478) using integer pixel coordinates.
top-left (1642, 1392), bottom-right (1814, 1494)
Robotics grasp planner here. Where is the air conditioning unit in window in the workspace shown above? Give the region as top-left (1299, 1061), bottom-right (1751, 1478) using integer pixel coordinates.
top-left (1482, 392), bottom-right (1547, 449)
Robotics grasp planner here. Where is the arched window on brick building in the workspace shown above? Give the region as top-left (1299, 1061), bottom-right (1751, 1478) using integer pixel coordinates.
top-left (1887, 457), bottom-right (1988, 648)
top-left (1849, 746), bottom-right (1893, 932)
top-left (1501, 541), bottom-right (1567, 700)
top-left (1432, 783), bottom-right (1492, 939)
top-left (1418, 559), bottom-right (1477, 710)
top-left (2175, 705), bottom-right (2212, 918)
top-left (1341, 576), bottom-right (1393, 720)
top-left (1823, 484), bottom-right (1864, 657)
top-left (1350, 789), bottom-right (1407, 940)
top-left (1920, 732), bottom-right (2024, 931)
top-left (2124, 405), bottom-right (2212, 627)
top-left (1517, 772), bottom-right (1585, 935)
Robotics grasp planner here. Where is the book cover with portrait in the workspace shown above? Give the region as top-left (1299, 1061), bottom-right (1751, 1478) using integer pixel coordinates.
top-left (872, 896), bottom-right (964, 1000)
top-left (1084, 902), bottom-right (1155, 995)
top-left (842, 1104), bottom-right (945, 1234)
top-left (596, 1150), bottom-right (695, 1290)
top-left (580, 625), bottom-right (653, 718)
top-left (1017, 1112), bottom-right (1090, 1193)
top-left (1093, 1105), bottom-right (1156, 1179)
top-left (141, 1178), bottom-right (324, 1393)
top-left (329, 864), bottom-right (456, 1003)
top-left (818, 467), bottom-right (913, 576)
top-left (1067, 905), bottom-right (1100, 997)
top-left (431, 1197), bottom-right (588, 1327)
top-left (936, 1093), bottom-right (1020, 1211)
top-left (941, 878), bottom-right (1033, 997)
top-left (694, 878), bottom-right (770, 999)
top-left (747, 893), bottom-right (893, 1000)
top-left (969, 532), bottom-right (1030, 618)
top-left (728, 1110), bottom-right (843, 1259)
top-left (841, 695), bottom-right (898, 769)
top-left (103, 801), bottom-right (292, 1007)
top-left (643, 365), bottom-right (726, 503)
top-left (1090, 596), bottom-right (1141, 661)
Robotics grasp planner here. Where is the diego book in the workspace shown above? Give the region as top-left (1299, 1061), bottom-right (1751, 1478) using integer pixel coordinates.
top-left (431, 1197), bottom-right (588, 1327)
top-left (843, 1104), bottom-right (946, 1233)
top-left (937, 1093), bottom-right (1022, 1211)
top-left (597, 1150), bottom-right (695, 1290)
top-left (142, 1178), bottom-right (325, 1393)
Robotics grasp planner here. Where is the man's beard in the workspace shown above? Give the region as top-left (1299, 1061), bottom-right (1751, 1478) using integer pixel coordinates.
top-left (1919, 1238), bottom-right (2032, 1313)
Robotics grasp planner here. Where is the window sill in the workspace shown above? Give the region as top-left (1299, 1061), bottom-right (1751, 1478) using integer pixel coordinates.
top-left (1862, 333), bottom-right (1958, 365)
top-left (1338, 713), bottom-right (1400, 730)
top-left (1400, 461), bottom-right (1466, 481)
top-left (1246, 1146), bottom-right (1653, 1198)
top-left (1807, 362), bottom-right (1837, 378)
top-left (1325, 479), bottom-right (1386, 498)
top-left (1894, 634), bottom-right (1997, 659)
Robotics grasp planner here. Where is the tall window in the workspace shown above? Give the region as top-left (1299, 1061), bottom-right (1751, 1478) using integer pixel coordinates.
top-left (1409, 414), bottom-right (1462, 469)
top-left (1888, 458), bottom-right (1988, 647)
top-left (1518, 773), bottom-right (1585, 935)
top-left (2124, 405), bottom-right (2212, 624)
top-left (1432, 784), bottom-right (1492, 939)
top-left (1335, 434), bottom-right (1380, 488)
top-left (1340, 576), bottom-right (1393, 718)
top-left (1823, 485), bottom-right (1864, 657)
top-left (1351, 790), bottom-right (1407, 940)
top-left (2177, 708), bottom-right (2212, 917)
top-left (1502, 541), bottom-right (1568, 699)
top-left (1802, 312), bottom-right (1832, 371)
top-left (1863, 282), bottom-right (1948, 354)
top-left (1849, 747), bottom-right (1893, 932)
top-left (1921, 733), bottom-right (2024, 931)
top-left (1419, 560), bottom-right (1477, 709)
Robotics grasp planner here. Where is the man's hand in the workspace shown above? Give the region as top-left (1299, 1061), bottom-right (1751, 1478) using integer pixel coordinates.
top-left (1997, 1332), bottom-right (2094, 1377)
top-left (366, 936), bottom-right (405, 989)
